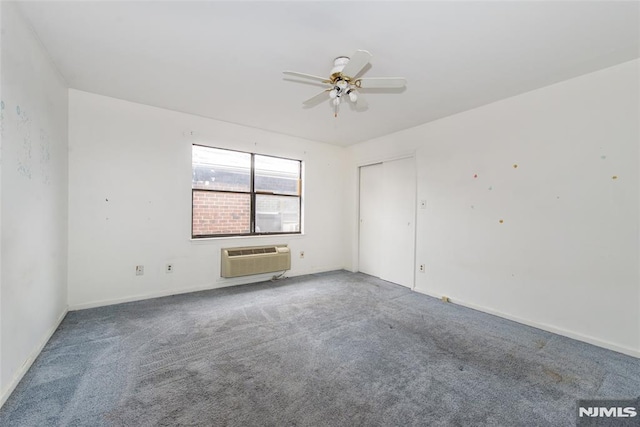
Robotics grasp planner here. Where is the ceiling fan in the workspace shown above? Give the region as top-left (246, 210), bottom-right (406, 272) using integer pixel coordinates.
top-left (283, 50), bottom-right (406, 117)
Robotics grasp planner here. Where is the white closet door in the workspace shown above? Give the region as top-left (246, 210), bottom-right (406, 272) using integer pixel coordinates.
top-left (358, 163), bottom-right (384, 278)
top-left (358, 158), bottom-right (416, 288)
top-left (380, 157), bottom-right (416, 288)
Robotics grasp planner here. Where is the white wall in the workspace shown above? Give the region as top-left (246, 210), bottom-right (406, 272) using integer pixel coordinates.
top-left (347, 60), bottom-right (640, 356)
top-left (0, 2), bottom-right (69, 405)
top-left (67, 90), bottom-right (348, 309)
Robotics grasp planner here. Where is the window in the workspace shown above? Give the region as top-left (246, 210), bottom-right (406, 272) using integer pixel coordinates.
top-left (192, 145), bottom-right (302, 238)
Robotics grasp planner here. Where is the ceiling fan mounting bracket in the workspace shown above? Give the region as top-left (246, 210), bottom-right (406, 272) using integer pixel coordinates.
top-left (330, 56), bottom-right (351, 81)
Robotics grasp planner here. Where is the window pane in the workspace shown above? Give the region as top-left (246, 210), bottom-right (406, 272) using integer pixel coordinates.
top-left (255, 155), bottom-right (300, 195)
top-left (255, 195), bottom-right (300, 233)
top-left (193, 191), bottom-right (250, 236)
top-left (192, 146), bottom-right (251, 192)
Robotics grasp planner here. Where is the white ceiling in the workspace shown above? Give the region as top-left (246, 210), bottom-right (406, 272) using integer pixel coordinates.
top-left (17, 1), bottom-right (640, 146)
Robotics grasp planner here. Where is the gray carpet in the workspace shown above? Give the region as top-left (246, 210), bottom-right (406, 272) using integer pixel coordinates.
top-left (1, 271), bottom-right (638, 426)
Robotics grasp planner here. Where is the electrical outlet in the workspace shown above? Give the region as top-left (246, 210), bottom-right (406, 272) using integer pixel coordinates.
top-left (419, 264), bottom-right (425, 272)
top-left (300, 251), bottom-right (305, 259)
top-left (166, 264), bottom-right (173, 273)
top-left (135, 265), bottom-right (144, 276)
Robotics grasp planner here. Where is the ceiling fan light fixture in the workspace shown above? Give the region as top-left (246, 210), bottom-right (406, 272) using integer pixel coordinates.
top-left (329, 89), bottom-right (338, 99)
top-left (348, 90), bottom-right (358, 102)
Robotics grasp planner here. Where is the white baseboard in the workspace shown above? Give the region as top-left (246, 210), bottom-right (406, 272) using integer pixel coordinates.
top-left (69, 276), bottom-right (274, 311)
top-left (0, 307), bottom-right (69, 409)
top-left (68, 265), bottom-right (345, 311)
top-left (413, 287), bottom-right (640, 359)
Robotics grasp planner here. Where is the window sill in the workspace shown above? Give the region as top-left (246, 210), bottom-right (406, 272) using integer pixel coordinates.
top-left (190, 233), bottom-right (306, 244)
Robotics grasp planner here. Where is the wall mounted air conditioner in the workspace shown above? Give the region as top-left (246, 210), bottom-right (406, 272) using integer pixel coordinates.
top-left (221, 245), bottom-right (291, 278)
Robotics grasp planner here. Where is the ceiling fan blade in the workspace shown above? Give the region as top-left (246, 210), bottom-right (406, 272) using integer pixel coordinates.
top-left (283, 71), bottom-right (330, 83)
top-left (340, 50), bottom-right (372, 79)
top-left (357, 77), bottom-right (407, 89)
top-left (303, 89), bottom-right (330, 106)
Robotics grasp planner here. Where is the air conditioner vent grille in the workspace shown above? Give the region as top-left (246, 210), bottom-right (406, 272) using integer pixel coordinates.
top-left (227, 247), bottom-right (279, 257)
